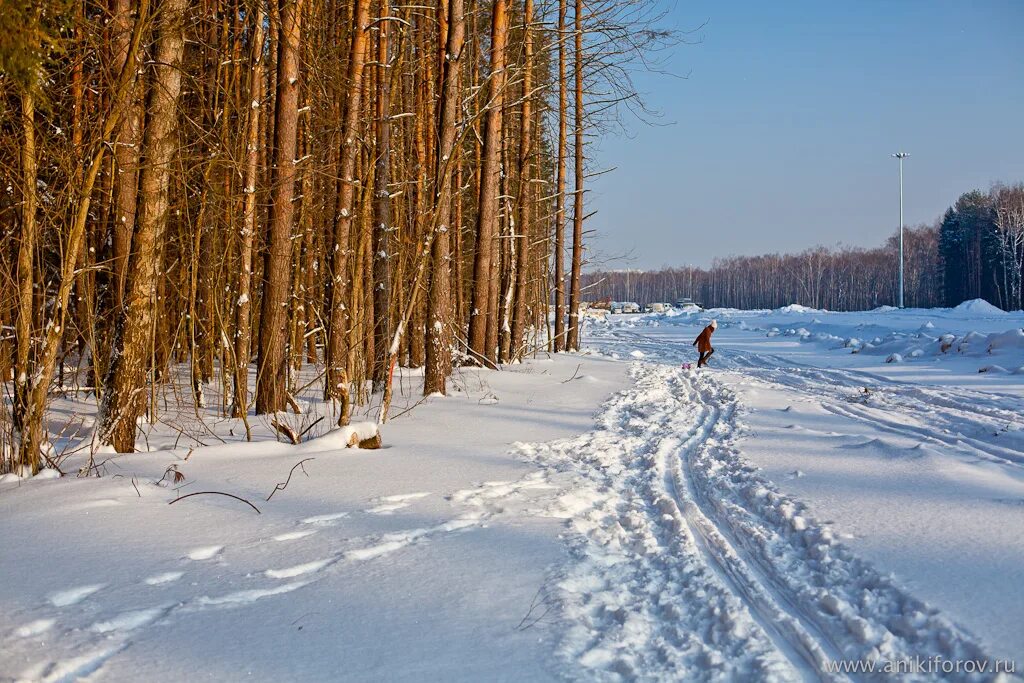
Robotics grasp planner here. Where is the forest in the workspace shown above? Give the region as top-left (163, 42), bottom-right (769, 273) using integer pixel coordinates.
top-left (0, 0), bottom-right (669, 473)
top-left (585, 184), bottom-right (1024, 312)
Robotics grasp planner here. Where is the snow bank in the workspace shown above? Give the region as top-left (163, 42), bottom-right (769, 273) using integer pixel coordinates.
top-left (986, 327), bottom-right (1024, 352)
top-left (952, 298), bottom-right (1005, 316)
top-left (775, 303), bottom-right (823, 314)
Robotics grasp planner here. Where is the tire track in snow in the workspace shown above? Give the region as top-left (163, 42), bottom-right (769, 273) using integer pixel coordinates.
top-left (727, 356), bottom-right (1024, 470)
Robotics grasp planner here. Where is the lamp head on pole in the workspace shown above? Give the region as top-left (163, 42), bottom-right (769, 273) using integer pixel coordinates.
top-left (892, 152), bottom-right (910, 159)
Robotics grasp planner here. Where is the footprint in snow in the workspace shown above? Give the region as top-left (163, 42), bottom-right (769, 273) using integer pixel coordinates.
top-left (300, 511), bottom-right (349, 525)
top-left (197, 580), bottom-right (310, 606)
top-left (69, 499), bottom-right (124, 510)
top-left (265, 558), bottom-right (334, 579)
top-left (91, 605), bottom-right (172, 634)
top-left (144, 571), bottom-right (184, 586)
top-left (186, 545), bottom-right (223, 561)
top-left (273, 529), bottom-right (318, 541)
top-left (21, 643), bottom-right (128, 683)
top-left (366, 492), bottom-right (430, 515)
top-left (49, 584), bottom-right (105, 607)
top-left (13, 618), bottom-right (55, 638)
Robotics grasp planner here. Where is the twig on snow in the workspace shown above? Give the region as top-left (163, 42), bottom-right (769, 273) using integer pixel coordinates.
top-left (168, 490), bottom-right (261, 514)
top-left (560, 363), bottom-right (583, 383)
top-left (515, 586), bottom-right (553, 631)
top-left (266, 458), bottom-right (315, 502)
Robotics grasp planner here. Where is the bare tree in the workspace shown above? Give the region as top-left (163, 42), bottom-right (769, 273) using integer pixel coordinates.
top-left (99, 0), bottom-right (188, 451)
top-left (565, 0), bottom-right (584, 351)
top-left (232, 2), bottom-right (267, 420)
top-left (424, 0), bottom-right (466, 394)
top-left (466, 0), bottom-right (510, 367)
top-left (325, 0), bottom-right (371, 423)
top-left (256, 0), bottom-right (305, 415)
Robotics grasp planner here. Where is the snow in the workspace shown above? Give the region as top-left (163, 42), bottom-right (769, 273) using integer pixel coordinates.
top-left (300, 421), bottom-right (379, 450)
top-left (585, 303), bottom-right (1024, 673)
top-left (0, 355), bottom-right (628, 681)
top-left (775, 303), bottom-right (823, 314)
top-left (2, 301), bottom-right (1022, 679)
top-left (953, 298), bottom-right (1007, 316)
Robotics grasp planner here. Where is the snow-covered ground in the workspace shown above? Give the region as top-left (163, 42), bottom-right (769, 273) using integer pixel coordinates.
top-left (2, 301), bottom-right (1022, 681)
top-left (578, 302), bottom-right (1024, 679)
top-left (0, 359), bottom-right (629, 682)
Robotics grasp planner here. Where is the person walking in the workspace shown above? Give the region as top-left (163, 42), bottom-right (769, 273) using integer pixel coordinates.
top-left (692, 320), bottom-right (718, 368)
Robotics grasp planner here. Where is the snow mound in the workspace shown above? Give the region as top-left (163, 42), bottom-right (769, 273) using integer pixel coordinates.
top-left (952, 299), bottom-right (1005, 316)
top-left (987, 328), bottom-right (1024, 352)
top-left (304, 422), bottom-right (380, 450)
top-left (775, 303), bottom-right (822, 314)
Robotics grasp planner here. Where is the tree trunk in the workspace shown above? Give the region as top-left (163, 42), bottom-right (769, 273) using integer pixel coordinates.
top-left (110, 0), bottom-right (144, 315)
top-left (371, 1), bottom-right (394, 391)
top-left (13, 84), bottom-right (38, 471)
top-left (256, 0), bottom-right (304, 415)
top-left (424, 0), bottom-right (465, 394)
top-left (566, 0), bottom-right (584, 351)
top-left (509, 0), bottom-right (533, 361)
top-left (466, 0), bottom-right (509, 367)
top-left (99, 0), bottom-right (187, 451)
top-left (232, 4), bottom-right (266, 419)
top-left (325, 0), bottom-right (371, 423)
top-left (553, 0), bottom-right (568, 352)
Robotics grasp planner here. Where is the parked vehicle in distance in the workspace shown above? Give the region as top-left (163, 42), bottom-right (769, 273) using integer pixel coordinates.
top-left (674, 297), bottom-right (704, 311)
top-left (646, 302), bottom-right (670, 313)
top-left (609, 301), bottom-right (641, 314)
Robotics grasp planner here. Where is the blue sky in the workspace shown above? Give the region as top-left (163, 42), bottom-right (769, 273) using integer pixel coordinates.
top-left (584, 0), bottom-right (1024, 269)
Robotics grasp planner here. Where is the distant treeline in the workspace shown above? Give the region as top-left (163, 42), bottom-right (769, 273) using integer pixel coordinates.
top-left (584, 184), bottom-right (1024, 312)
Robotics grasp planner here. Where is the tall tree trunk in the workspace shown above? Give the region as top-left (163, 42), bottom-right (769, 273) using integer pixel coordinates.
top-left (110, 0), bottom-right (144, 315)
top-left (256, 0), bottom-right (304, 414)
top-left (232, 3), bottom-right (266, 419)
top-left (99, 0), bottom-right (187, 451)
top-left (371, 0), bottom-right (394, 391)
top-left (424, 0), bottom-right (465, 394)
top-left (325, 0), bottom-right (371, 423)
top-left (509, 0), bottom-right (533, 360)
top-left (466, 0), bottom-right (509, 367)
top-left (553, 0), bottom-right (567, 352)
top-left (497, 125), bottom-right (513, 362)
top-left (566, 0), bottom-right (584, 351)
top-left (13, 84), bottom-right (38, 471)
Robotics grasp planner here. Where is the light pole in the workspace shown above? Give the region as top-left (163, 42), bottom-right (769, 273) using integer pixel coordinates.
top-left (892, 152), bottom-right (909, 308)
